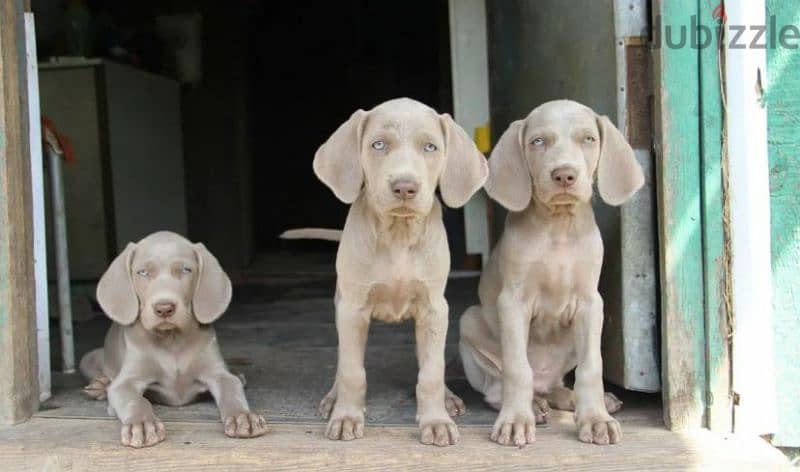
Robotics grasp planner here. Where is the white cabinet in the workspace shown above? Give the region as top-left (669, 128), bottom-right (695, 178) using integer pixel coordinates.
top-left (39, 60), bottom-right (186, 280)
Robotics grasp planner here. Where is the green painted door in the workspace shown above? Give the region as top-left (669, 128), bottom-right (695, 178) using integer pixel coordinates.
top-left (766, 0), bottom-right (800, 448)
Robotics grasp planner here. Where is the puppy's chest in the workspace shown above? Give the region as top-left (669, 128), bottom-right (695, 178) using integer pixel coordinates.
top-left (357, 247), bottom-right (437, 323)
top-left (521, 241), bottom-right (596, 335)
top-left (148, 352), bottom-right (206, 406)
top-left (366, 279), bottom-right (430, 323)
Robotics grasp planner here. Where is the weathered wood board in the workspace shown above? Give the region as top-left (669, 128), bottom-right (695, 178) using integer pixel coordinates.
top-left (652, 0), bottom-right (708, 430)
top-left (0, 0), bottom-right (39, 424)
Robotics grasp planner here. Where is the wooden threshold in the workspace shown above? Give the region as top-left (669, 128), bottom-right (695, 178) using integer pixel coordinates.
top-left (0, 412), bottom-right (788, 471)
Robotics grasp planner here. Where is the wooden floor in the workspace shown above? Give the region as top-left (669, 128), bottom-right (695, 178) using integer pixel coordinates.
top-left (9, 269), bottom-right (789, 470)
top-left (0, 411), bottom-right (789, 471)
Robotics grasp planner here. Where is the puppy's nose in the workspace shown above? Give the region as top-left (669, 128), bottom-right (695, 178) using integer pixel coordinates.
top-left (390, 179), bottom-right (419, 200)
top-left (551, 166), bottom-right (578, 188)
top-left (154, 301), bottom-right (176, 318)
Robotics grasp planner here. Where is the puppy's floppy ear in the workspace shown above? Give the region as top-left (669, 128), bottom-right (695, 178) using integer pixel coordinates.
top-left (438, 113), bottom-right (489, 208)
top-left (485, 120), bottom-right (531, 212)
top-left (192, 243), bottom-right (232, 324)
top-left (596, 115), bottom-right (644, 205)
top-left (313, 109), bottom-right (367, 204)
top-left (96, 243), bottom-right (139, 325)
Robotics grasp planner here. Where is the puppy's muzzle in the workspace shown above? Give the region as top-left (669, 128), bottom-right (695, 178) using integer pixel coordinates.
top-left (153, 300), bottom-right (177, 318)
top-left (390, 178), bottom-right (419, 201)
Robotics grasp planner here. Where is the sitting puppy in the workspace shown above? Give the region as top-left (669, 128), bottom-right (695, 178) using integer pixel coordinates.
top-left (459, 100), bottom-right (643, 446)
top-left (80, 231), bottom-right (268, 448)
top-left (312, 98), bottom-right (488, 446)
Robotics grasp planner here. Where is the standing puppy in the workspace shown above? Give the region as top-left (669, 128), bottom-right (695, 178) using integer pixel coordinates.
top-left (459, 100), bottom-right (643, 446)
top-left (313, 98), bottom-right (488, 446)
top-left (80, 231), bottom-right (268, 448)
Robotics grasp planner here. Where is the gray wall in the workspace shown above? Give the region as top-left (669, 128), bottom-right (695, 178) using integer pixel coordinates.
top-left (487, 0), bottom-right (617, 125)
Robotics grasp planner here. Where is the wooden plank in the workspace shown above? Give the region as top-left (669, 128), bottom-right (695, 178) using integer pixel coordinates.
top-left (765, 0), bottom-right (800, 448)
top-left (697, 0), bottom-right (732, 434)
top-left (0, 0), bottom-right (39, 424)
top-left (651, 0), bottom-right (708, 430)
top-left (0, 417), bottom-right (789, 471)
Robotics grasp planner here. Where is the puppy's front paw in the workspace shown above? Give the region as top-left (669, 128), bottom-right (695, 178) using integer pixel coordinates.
top-left (223, 412), bottom-right (269, 438)
top-left (576, 413), bottom-right (621, 445)
top-left (120, 417), bottom-right (166, 448)
top-left (490, 408), bottom-right (537, 447)
top-left (325, 408), bottom-right (364, 441)
top-left (419, 417), bottom-right (459, 447)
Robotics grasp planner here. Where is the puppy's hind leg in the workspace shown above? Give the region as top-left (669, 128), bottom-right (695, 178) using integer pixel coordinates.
top-left (80, 348), bottom-right (110, 400)
top-left (445, 385), bottom-right (466, 417)
top-left (459, 306), bottom-right (503, 410)
top-left (544, 385), bottom-right (623, 414)
top-left (318, 380), bottom-right (337, 419)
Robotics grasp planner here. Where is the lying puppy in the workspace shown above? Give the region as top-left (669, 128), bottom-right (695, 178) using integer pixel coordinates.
top-left (80, 231), bottom-right (268, 448)
top-left (310, 98), bottom-right (488, 446)
top-left (459, 100), bottom-right (643, 446)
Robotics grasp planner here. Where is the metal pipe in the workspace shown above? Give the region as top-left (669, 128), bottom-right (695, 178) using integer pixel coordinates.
top-left (47, 147), bottom-right (75, 374)
top-left (25, 12), bottom-right (52, 401)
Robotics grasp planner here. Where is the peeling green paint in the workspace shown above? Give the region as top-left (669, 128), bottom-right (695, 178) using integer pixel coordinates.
top-left (766, 0), bottom-right (800, 449)
top-left (655, 0), bottom-right (709, 429)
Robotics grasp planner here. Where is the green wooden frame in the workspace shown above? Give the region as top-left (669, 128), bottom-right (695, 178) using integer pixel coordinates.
top-left (653, 0), bottom-right (731, 431)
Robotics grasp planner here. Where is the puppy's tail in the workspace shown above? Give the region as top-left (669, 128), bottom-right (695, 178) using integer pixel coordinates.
top-left (280, 228), bottom-right (343, 242)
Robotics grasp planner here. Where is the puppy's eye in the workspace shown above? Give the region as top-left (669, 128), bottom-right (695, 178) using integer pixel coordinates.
top-left (584, 136), bottom-right (597, 144)
top-left (532, 137), bottom-right (546, 147)
top-left (371, 140), bottom-right (386, 151)
top-left (423, 143), bottom-right (437, 153)
top-left (181, 267), bottom-right (193, 274)
top-left (136, 269), bottom-right (149, 277)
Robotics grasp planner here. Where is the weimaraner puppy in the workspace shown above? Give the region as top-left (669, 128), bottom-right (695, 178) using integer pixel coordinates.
top-left (309, 98), bottom-right (488, 446)
top-left (80, 231), bottom-right (268, 448)
top-left (459, 100), bottom-right (643, 446)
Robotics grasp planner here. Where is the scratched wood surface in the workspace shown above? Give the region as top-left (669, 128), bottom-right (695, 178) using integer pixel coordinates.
top-left (766, 0), bottom-right (800, 448)
top-left (0, 0), bottom-right (39, 424)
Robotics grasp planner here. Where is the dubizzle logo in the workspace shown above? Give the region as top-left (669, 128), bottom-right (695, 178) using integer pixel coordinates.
top-left (652, 6), bottom-right (800, 50)
top-left (712, 3), bottom-right (727, 23)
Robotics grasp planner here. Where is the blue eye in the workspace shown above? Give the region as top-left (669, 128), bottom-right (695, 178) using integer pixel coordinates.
top-left (372, 140), bottom-right (386, 151)
top-left (532, 137), bottom-right (545, 147)
top-left (584, 136), bottom-right (597, 144)
top-left (181, 267), bottom-right (192, 274)
top-left (423, 143), bottom-right (437, 152)
top-left (136, 269), bottom-right (149, 277)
